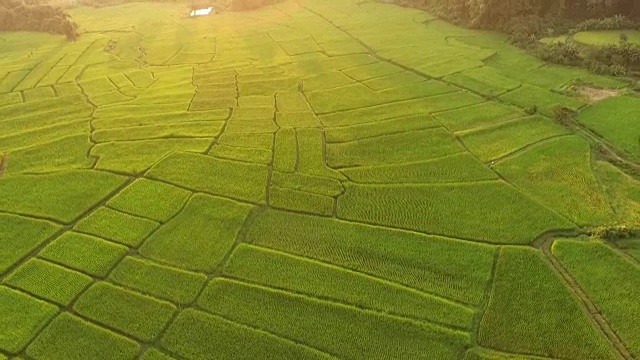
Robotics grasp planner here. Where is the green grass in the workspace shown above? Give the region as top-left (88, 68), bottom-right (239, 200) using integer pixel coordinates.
top-left (275, 111), bottom-right (321, 128)
top-left (574, 30), bottom-right (640, 45)
top-left (74, 282), bottom-right (176, 341)
top-left (338, 182), bottom-right (574, 244)
top-left (434, 102), bottom-right (523, 132)
top-left (342, 61), bottom-right (403, 81)
top-left (147, 152), bottom-right (268, 204)
top-left (302, 71), bottom-right (355, 91)
top-left (7, 134), bottom-right (93, 175)
top-left (553, 239), bottom-right (640, 358)
top-left (327, 128), bottom-right (464, 168)
top-left (273, 128), bottom-right (297, 172)
top-left (139, 194), bottom-right (252, 272)
top-left (444, 66), bottom-right (520, 96)
top-left (296, 128), bottom-right (346, 180)
top-left (362, 72), bottom-right (425, 90)
top-left (140, 348), bottom-right (176, 360)
top-left (342, 153), bottom-right (498, 184)
top-left (478, 247), bottom-right (617, 360)
top-left (495, 136), bottom-right (613, 225)
top-left (592, 160), bottom-right (640, 223)
top-left (318, 91), bottom-right (472, 127)
top-left (248, 209), bottom-right (495, 305)
top-left (224, 244), bottom-right (475, 329)
top-left (271, 171), bottom-right (343, 196)
top-left (74, 207), bottom-right (159, 247)
top-left (269, 187), bottom-right (334, 216)
top-left (459, 116), bottom-right (570, 162)
top-left (275, 91), bottom-right (310, 112)
top-left (107, 179), bottom-right (192, 223)
top-left (219, 132), bottom-right (274, 149)
top-left (92, 138), bottom-right (212, 174)
top-left (2, 1), bottom-right (639, 355)
top-left (109, 256), bottom-right (207, 304)
top-left (500, 85), bottom-right (585, 117)
top-left (92, 110), bottom-right (229, 129)
top-left (210, 145), bottom-right (272, 164)
top-left (325, 113), bottom-right (440, 143)
top-left (162, 308), bottom-right (331, 360)
top-left (0, 170), bottom-right (127, 223)
top-left (577, 96), bottom-right (640, 159)
top-left (0, 214), bottom-right (60, 275)
top-left (26, 312), bottom-right (140, 360)
top-left (198, 278), bottom-right (470, 359)
top-left (4, 258), bottom-right (92, 306)
top-left (93, 122), bottom-right (224, 143)
top-left (0, 286), bottom-right (58, 354)
top-left (39, 231), bottom-right (128, 277)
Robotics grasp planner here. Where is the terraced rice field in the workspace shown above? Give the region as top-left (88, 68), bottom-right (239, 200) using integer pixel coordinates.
top-left (1, 1), bottom-right (639, 359)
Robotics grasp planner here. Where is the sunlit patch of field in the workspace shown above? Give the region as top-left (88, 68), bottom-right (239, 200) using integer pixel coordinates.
top-left (0, 1), bottom-right (638, 359)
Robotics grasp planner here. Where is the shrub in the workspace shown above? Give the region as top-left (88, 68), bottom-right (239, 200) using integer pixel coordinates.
top-left (570, 15), bottom-right (634, 34)
top-left (552, 106), bottom-right (578, 126)
top-left (590, 224), bottom-right (640, 240)
top-left (536, 42), bottom-right (584, 66)
top-left (0, 1), bottom-right (78, 40)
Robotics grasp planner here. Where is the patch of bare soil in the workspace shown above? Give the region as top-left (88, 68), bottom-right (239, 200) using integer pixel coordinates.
top-left (575, 86), bottom-right (621, 102)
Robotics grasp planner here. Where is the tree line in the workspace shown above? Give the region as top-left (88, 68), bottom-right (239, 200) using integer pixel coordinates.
top-left (397, 0), bottom-right (639, 31)
top-left (0, 0), bottom-right (79, 40)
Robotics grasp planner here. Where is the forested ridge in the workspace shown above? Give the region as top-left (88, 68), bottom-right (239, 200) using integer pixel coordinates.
top-left (397, 0), bottom-right (639, 29)
top-left (0, 0), bottom-right (78, 39)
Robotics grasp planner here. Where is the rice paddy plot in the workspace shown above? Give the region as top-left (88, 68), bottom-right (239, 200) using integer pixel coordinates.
top-left (1, 0), bottom-right (638, 357)
top-left (162, 308), bottom-right (332, 360)
top-left (139, 194), bottom-right (253, 272)
top-left (458, 116), bottom-right (570, 162)
top-left (479, 247), bottom-right (617, 360)
top-left (248, 210), bottom-right (495, 305)
top-left (577, 96), bottom-right (640, 159)
top-left (224, 244), bottom-right (475, 329)
top-left (0, 171), bottom-right (127, 223)
top-left (146, 152), bottom-right (268, 204)
top-left (342, 153), bottom-right (498, 184)
top-left (553, 240), bottom-right (640, 358)
top-left (327, 128), bottom-right (464, 168)
top-left (197, 278), bottom-right (470, 360)
top-left (338, 182), bottom-right (574, 244)
top-left (495, 136), bottom-right (613, 225)
top-left (500, 85), bottom-right (586, 117)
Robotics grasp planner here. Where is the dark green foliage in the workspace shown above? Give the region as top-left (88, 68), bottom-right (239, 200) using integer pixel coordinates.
top-left (571, 15), bottom-right (635, 33)
top-left (0, 1), bottom-right (79, 40)
top-left (26, 312), bottom-right (140, 360)
top-left (0, 286), bottom-right (58, 354)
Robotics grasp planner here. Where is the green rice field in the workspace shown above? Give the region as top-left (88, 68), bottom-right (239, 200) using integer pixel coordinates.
top-left (1, 1), bottom-right (639, 359)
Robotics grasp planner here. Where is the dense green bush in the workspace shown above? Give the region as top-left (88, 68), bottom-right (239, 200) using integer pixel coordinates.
top-left (0, 0), bottom-right (78, 39)
top-left (570, 15), bottom-right (635, 33)
top-left (536, 42), bottom-right (584, 65)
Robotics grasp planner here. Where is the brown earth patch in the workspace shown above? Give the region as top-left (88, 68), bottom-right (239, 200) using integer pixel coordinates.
top-left (575, 86), bottom-right (621, 102)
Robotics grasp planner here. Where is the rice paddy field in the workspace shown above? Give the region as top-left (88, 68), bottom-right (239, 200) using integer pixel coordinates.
top-left (1, 1), bottom-right (639, 359)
